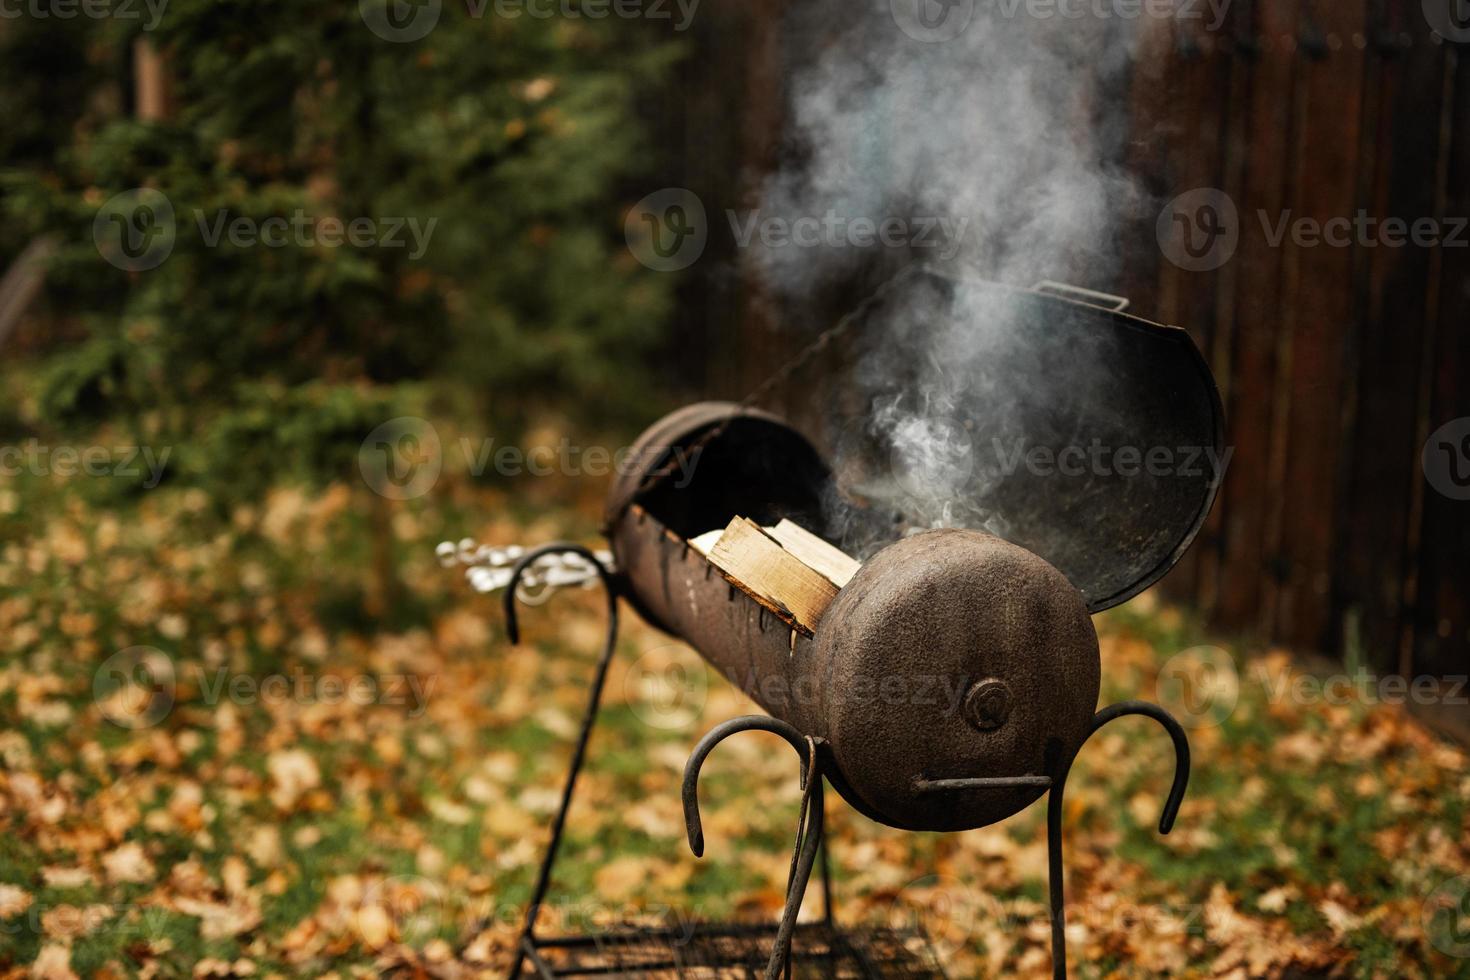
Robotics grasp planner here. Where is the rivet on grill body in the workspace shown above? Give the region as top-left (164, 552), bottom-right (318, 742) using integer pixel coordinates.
top-left (964, 678), bottom-right (1014, 732)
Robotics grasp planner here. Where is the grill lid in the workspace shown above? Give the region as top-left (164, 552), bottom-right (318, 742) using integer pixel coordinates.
top-left (801, 270), bottom-right (1225, 612)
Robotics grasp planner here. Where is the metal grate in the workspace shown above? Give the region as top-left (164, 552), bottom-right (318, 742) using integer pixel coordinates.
top-left (521, 922), bottom-right (948, 978)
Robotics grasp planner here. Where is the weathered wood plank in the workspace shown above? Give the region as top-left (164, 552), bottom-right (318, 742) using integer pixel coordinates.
top-left (766, 519), bottom-right (861, 588)
top-left (1336, 2), bottom-right (1452, 671)
top-left (1216, 0), bottom-right (1304, 630)
top-left (1273, 0), bottom-right (1373, 649)
top-left (1194, 5), bottom-right (1254, 618)
top-left (1411, 43), bottom-right (1470, 681)
top-left (707, 517), bottom-right (839, 634)
top-left (1154, 14), bottom-right (1234, 601)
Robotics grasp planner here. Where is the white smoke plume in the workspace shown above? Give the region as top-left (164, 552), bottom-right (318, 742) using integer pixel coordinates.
top-left (753, 0), bottom-right (1149, 295)
top-left (741, 0), bottom-right (1169, 555)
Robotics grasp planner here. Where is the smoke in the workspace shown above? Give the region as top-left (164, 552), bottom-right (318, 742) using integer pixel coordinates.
top-left (742, 0), bottom-right (1161, 557)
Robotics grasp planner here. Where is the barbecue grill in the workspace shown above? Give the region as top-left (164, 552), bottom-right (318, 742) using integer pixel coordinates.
top-left (441, 268), bottom-right (1224, 979)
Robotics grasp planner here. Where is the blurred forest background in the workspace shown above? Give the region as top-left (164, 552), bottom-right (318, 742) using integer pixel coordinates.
top-left (0, 1), bottom-right (685, 508)
top-left (2, 2), bottom-right (1469, 978)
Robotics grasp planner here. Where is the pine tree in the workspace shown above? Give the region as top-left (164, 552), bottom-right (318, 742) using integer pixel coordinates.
top-left (1, 2), bottom-right (683, 496)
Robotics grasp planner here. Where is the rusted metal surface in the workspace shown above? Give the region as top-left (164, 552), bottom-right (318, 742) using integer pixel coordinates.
top-left (522, 922), bottom-right (947, 978)
top-left (607, 404), bottom-right (1100, 833)
top-left (606, 401), bottom-right (834, 635)
top-left (811, 530), bottom-right (1099, 832)
top-left (613, 498), bottom-right (823, 715)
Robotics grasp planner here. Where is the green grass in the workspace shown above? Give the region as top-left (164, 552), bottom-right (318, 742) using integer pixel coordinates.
top-left (1, 460), bottom-right (1467, 978)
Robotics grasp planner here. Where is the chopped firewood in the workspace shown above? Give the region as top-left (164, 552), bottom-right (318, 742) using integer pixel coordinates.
top-left (765, 519), bottom-right (861, 587)
top-left (706, 517), bottom-right (839, 633)
top-left (688, 529), bottom-right (723, 557)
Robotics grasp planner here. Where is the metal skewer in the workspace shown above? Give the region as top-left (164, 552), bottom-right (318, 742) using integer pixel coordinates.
top-left (436, 538), bottom-right (616, 605)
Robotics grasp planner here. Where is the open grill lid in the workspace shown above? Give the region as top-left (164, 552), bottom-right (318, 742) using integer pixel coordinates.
top-left (798, 269), bottom-right (1225, 612)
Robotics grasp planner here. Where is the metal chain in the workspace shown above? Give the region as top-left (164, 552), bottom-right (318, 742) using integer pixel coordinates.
top-left (613, 263), bottom-right (925, 523)
top-left (445, 264), bottom-right (928, 591)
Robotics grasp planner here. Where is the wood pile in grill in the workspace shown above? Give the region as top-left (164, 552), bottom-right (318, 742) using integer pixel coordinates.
top-left (692, 517), bottom-right (861, 634)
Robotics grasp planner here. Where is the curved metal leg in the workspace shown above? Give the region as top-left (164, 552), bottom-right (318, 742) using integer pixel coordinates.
top-left (504, 545), bottom-right (620, 980)
top-left (819, 783), bottom-right (835, 930)
top-left (1046, 701), bottom-right (1190, 980)
top-left (682, 716), bottom-right (827, 980)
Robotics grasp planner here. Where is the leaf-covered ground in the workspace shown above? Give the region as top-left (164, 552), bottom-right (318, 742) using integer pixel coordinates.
top-left (1, 458), bottom-right (1468, 979)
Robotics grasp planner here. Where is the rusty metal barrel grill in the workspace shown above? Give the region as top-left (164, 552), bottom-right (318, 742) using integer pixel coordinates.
top-left (607, 402), bottom-right (1103, 833)
top-left (454, 272), bottom-right (1221, 979)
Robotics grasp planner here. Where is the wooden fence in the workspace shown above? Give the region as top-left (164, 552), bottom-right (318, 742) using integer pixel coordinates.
top-left (1118, 2), bottom-right (1468, 693)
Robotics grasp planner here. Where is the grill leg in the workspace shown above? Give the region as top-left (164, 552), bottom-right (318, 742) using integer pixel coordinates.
top-left (819, 783), bottom-right (835, 930)
top-left (519, 934), bottom-right (559, 979)
top-left (682, 717), bottom-right (828, 980)
top-left (501, 545), bottom-right (621, 980)
top-left (1046, 700), bottom-right (1191, 980)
